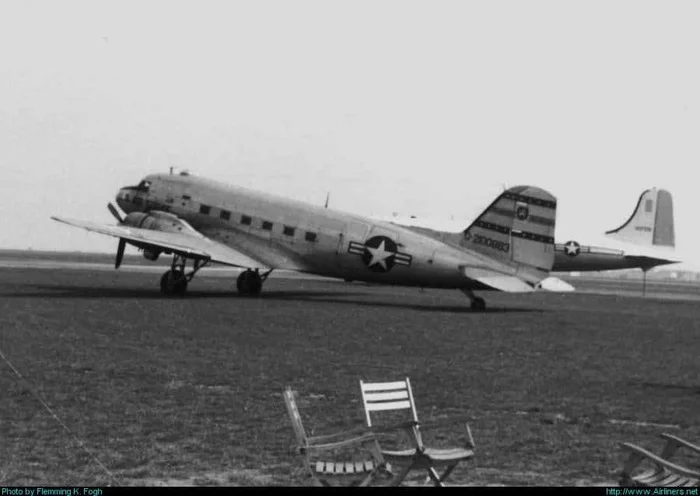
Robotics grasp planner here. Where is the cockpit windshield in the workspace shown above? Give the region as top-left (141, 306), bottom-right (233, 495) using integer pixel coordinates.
top-left (137, 180), bottom-right (151, 192)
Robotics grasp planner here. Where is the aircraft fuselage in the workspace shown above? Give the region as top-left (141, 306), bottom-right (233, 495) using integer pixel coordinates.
top-left (116, 173), bottom-right (491, 290)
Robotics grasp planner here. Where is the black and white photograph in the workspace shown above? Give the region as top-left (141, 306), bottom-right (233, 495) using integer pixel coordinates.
top-left (1, 0), bottom-right (700, 488)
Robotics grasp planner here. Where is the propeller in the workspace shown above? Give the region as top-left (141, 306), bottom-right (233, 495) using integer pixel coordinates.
top-left (108, 203), bottom-right (126, 268)
top-left (108, 202), bottom-right (124, 223)
top-left (115, 238), bottom-right (126, 269)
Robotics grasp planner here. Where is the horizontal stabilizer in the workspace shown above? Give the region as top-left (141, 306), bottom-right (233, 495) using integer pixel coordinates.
top-left (536, 276), bottom-right (575, 292)
top-left (461, 266), bottom-right (535, 293)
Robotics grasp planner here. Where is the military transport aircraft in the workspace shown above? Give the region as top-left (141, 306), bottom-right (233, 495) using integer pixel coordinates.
top-left (51, 170), bottom-right (560, 310)
top-left (375, 187), bottom-right (678, 291)
top-left (551, 188), bottom-right (676, 273)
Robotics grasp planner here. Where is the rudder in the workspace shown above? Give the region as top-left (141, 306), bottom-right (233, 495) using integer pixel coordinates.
top-left (461, 186), bottom-right (558, 282)
top-left (604, 188), bottom-right (675, 247)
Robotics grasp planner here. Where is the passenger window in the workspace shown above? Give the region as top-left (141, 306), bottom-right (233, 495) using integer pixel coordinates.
top-left (200, 205), bottom-right (211, 215)
top-left (283, 226), bottom-right (295, 236)
top-left (241, 215), bottom-right (252, 225)
top-left (262, 221), bottom-right (273, 231)
top-left (305, 231), bottom-right (317, 242)
top-left (220, 210), bottom-right (231, 221)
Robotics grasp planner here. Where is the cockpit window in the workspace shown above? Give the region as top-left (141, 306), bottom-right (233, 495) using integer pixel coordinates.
top-left (137, 180), bottom-right (151, 192)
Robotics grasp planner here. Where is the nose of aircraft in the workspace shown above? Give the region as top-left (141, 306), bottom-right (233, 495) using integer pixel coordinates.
top-left (115, 187), bottom-right (130, 213)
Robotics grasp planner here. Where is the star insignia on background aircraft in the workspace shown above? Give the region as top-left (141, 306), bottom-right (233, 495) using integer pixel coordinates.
top-left (348, 235), bottom-right (412, 273)
top-left (564, 240), bottom-right (580, 257)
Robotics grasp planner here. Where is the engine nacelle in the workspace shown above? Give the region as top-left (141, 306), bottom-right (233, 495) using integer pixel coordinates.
top-left (122, 210), bottom-right (197, 234)
top-left (143, 248), bottom-right (161, 261)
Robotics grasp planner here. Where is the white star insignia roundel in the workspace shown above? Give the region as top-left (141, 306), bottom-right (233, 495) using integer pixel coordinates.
top-left (564, 240), bottom-right (580, 257)
top-left (365, 240), bottom-right (394, 271)
top-left (348, 235), bottom-right (413, 272)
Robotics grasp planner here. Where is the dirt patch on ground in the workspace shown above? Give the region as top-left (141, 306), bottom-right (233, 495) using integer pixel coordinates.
top-left (129, 468), bottom-right (277, 486)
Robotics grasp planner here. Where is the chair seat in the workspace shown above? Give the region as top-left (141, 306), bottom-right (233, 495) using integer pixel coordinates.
top-left (382, 447), bottom-right (474, 463)
top-left (631, 468), bottom-right (698, 488)
top-left (315, 460), bottom-right (377, 475)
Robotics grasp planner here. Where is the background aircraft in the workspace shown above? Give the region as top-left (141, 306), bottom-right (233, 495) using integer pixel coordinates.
top-left (552, 188), bottom-right (676, 272)
top-left (52, 170), bottom-right (560, 310)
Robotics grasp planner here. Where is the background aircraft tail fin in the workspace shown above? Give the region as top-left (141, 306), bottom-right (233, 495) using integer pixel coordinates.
top-left (604, 188), bottom-right (675, 248)
top-left (460, 186), bottom-right (557, 283)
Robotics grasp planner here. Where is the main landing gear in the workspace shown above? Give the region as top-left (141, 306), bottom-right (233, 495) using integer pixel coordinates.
top-left (236, 268), bottom-right (274, 297)
top-left (158, 255), bottom-right (273, 297)
top-left (461, 289), bottom-right (486, 311)
top-left (160, 255), bottom-right (209, 296)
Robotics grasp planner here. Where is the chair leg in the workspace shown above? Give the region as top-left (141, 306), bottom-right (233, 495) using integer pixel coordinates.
top-left (389, 464), bottom-right (413, 486)
top-left (427, 467), bottom-right (445, 487)
top-left (438, 463), bottom-right (458, 484)
top-left (424, 463), bottom-right (459, 486)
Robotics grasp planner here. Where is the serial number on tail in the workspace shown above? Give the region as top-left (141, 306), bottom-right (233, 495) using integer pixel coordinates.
top-left (466, 233), bottom-right (511, 253)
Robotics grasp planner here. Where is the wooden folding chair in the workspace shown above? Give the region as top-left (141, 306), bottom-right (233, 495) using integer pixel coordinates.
top-left (359, 377), bottom-right (475, 487)
top-left (659, 433), bottom-right (700, 463)
top-left (619, 442), bottom-right (700, 487)
top-left (619, 433), bottom-right (700, 487)
top-left (284, 387), bottom-right (391, 486)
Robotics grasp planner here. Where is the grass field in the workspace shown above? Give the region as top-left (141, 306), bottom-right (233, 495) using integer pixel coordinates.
top-left (1, 267), bottom-right (700, 486)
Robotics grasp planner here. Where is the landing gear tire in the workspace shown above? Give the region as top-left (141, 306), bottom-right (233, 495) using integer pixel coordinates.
top-left (237, 270), bottom-right (263, 296)
top-left (160, 269), bottom-right (188, 296)
top-left (471, 297), bottom-right (486, 311)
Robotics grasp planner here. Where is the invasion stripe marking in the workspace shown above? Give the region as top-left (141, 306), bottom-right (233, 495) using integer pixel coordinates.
top-left (527, 214), bottom-right (555, 227)
top-left (511, 230), bottom-right (554, 244)
top-left (474, 220), bottom-right (510, 234)
top-left (485, 207), bottom-right (555, 228)
top-left (490, 207), bottom-right (514, 218)
top-left (502, 192), bottom-right (557, 209)
top-left (469, 222), bottom-right (554, 244)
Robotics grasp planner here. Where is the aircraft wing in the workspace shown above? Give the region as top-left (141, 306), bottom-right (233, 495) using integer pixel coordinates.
top-left (51, 217), bottom-right (269, 269)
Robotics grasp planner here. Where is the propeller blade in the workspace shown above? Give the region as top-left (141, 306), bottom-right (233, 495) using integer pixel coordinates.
top-left (108, 202), bottom-right (124, 223)
top-left (115, 238), bottom-right (126, 269)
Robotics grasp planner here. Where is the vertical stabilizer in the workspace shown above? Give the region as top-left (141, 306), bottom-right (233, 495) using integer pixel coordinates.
top-left (604, 188), bottom-right (675, 247)
top-left (460, 186), bottom-right (558, 281)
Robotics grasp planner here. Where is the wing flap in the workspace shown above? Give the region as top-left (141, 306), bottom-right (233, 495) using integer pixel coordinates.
top-left (51, 216), bottom-right (268, 269)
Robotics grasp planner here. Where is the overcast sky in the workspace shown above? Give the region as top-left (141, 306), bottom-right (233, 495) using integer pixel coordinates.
top-left (1, 1), bottom-right (698, 267)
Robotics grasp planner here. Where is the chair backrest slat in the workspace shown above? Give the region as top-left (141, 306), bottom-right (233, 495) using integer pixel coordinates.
top-left (359, 377), bottom-right (419, 428)
top-left (363, 390), bottom-right (409, 402)
top-left (365, 400), bottom-right (412, 411)
top-left (361, 380), bottom-right (408, 392)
